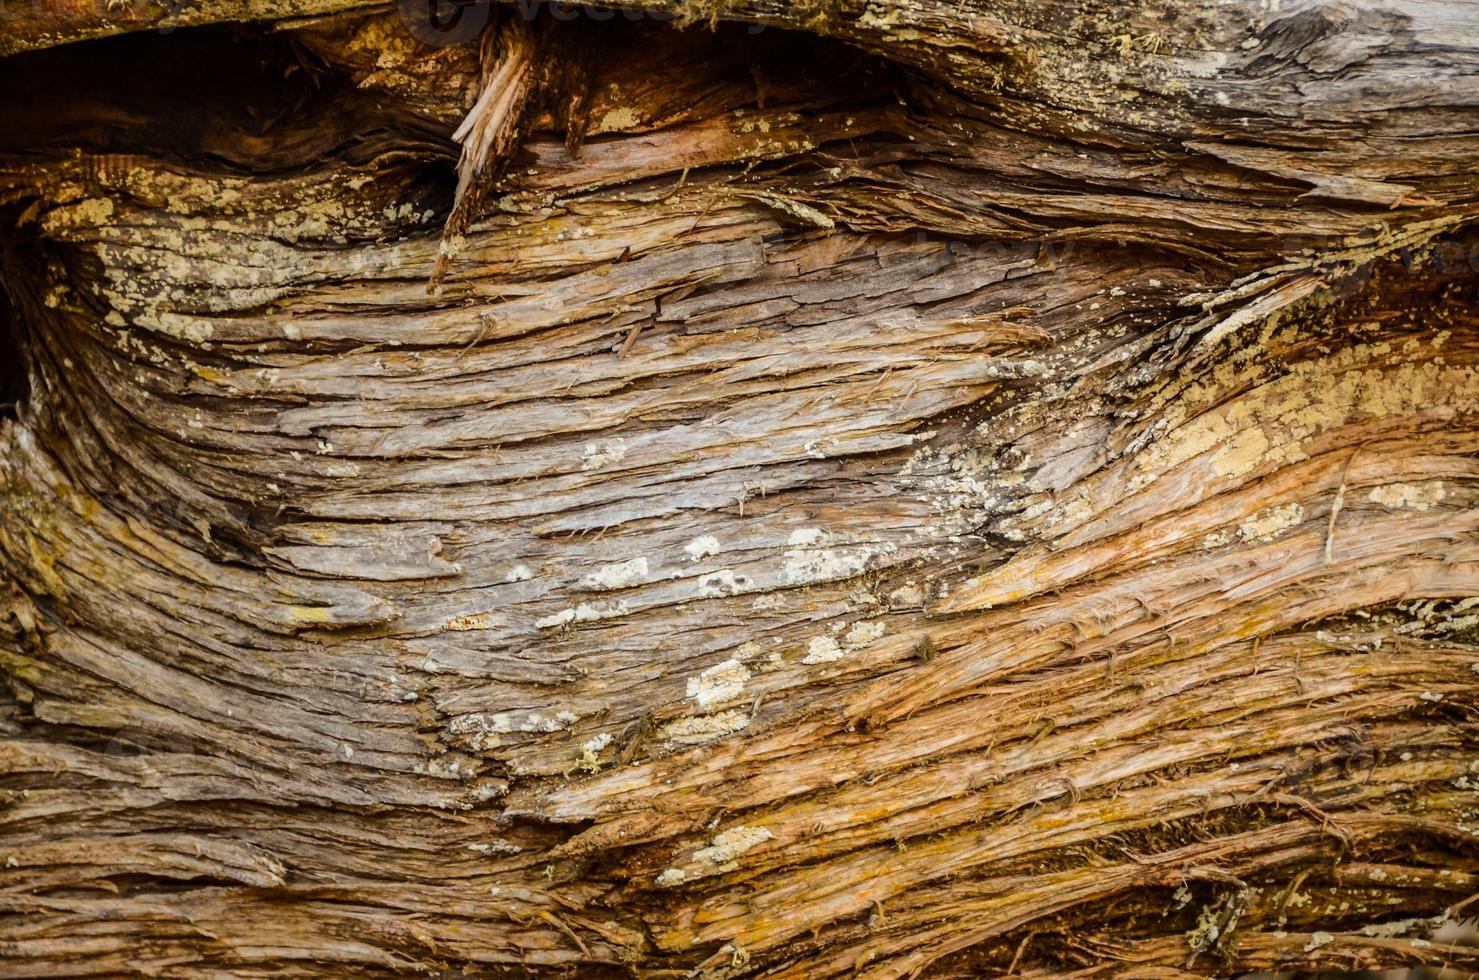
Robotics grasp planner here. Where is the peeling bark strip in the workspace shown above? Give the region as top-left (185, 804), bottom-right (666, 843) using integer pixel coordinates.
top-left (1, 1), bottom-right (1478, 977)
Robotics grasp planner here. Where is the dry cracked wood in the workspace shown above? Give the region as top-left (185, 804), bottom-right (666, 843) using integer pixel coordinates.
top-left (1, 1), bottom-right (1477, 976)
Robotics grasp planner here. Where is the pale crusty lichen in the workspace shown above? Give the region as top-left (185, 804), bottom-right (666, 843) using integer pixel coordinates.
top-left (581, 438), bottom-right (628, 471)
top-left (694, 825), bottom-right (774, 867)
top-left (803, 635), bottom-right (845, 664)
top-left (597, 106), bottom-right (641, 133)
top-left (659, 709), bottom-right (752, 745)
top-left (1367, 481), bottom-right (1446, 511)
top-left (843, 620), bottom-right (885, 648)
top-left (684, 535), bottom-right (722, 561)
top-left (1237, 502), bottom-right (1305, 543)
top-left (782, 528), bottom-right (887, 586)
top-left (581, 556), bottom-right (649, 591)
top-left (686, 658), bottom-right (750, 710)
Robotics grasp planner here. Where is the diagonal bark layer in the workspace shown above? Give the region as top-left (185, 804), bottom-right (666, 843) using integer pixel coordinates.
top-left (1, 3), bottom-right (1476, 976)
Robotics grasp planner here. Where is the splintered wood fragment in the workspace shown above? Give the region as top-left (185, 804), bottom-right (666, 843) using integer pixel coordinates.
top-left (455, 312), bottom-right (496, 361)
top-left (537, 910), bottom-right (590, 957)
top-left (661, 168), bottom-right (690, 202)
top-left (618, 318), bottom-right (648, 358)
top-left (1325, 443), bottom-right (1365, 564)
top-left (431, 16), bottom-right (538, 289)
top-left (735, 190), bottom-right (835, 229)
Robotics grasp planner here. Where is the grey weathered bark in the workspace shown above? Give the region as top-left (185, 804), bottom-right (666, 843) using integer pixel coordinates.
top-left (1, 1), bottom-right (1477, 976)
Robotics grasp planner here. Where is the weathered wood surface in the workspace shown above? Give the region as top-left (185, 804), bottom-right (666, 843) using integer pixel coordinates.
top-left (1, 1), bottom-right (1477, 976)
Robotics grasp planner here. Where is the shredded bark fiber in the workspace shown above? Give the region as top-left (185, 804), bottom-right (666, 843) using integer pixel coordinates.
top-left (0, 2), bottom-right (1476, 977)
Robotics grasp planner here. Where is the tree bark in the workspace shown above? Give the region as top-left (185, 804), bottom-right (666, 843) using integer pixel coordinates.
top-left (1, 1), bottom-right (1477, 976)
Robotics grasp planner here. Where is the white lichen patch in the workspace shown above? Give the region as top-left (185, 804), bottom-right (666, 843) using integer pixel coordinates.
top-left (698, 569), bottom-right (753, 597)
top-left (504, 564), bottom-right (533, 583)
top-left (782, 527), bottom-right (883, 586)
top-left (1303, 931), bottom-right (1335, 952)
top-left (450, 709), bottom-right (578, 738)
top-left (581, 438), bottom-right (627, 471)
top-left (1210, 426), bottom-right (1272, 480)
top-left (843, 620), bottom-right (885, 648)
top-left (574, 731), bottom-right (612, 774)
top-left (686, 659), bottom-right (750, 710)
top-left (1185, 885), bottom-right (1259, 955)
top-left (693, 825), bottom-right (774, 867)
top-left (581, 556), bottom-right (649, 591)
top-left (655, 867), bottom-right (687, 887)
top-left (467, 839), bottom-right (522, 856)
top-left (659, 709), bottom-right (751, 745)
top-left (899, 442), bottom-right (1010, 539)
top-left (1360, 914), bottom-right (1444, 938)
top-left (534, 601), bottom-right (629, 629)
top-left (1236, 502), bottom-right (1305, 542)
top-left (1185, 907), bottom-right (1220, 951)
top-left (980, 358), bottom-right (1046, 379)
top-left (684, 535), bottom-right (721, 561)
top-left (803, 635), bottom-right (845, 664)
top-left (42, 196), bottom-right (114, 231)
top-left (416, 756), bottom-right (478, 780)
top-left (1366, 481), bottom-right (1446, 511)
top-left (444, 612), bottom-right (504, 632)
top-left (597, 106), bottom-right (640, 133)
top-left (888, 583), bottom-right (925, 608)
top-left (135, 308), bottom-right (215, 344)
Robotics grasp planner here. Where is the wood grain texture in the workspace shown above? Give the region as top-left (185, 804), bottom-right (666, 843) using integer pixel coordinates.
top-left (0, 3), bottom-right (1476, 976)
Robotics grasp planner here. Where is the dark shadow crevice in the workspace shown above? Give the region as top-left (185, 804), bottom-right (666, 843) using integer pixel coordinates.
top-left (0, 276), bottom-right (26, 420)
top-left (0, 24), bottom-right (452, 174)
